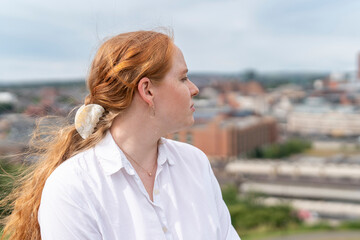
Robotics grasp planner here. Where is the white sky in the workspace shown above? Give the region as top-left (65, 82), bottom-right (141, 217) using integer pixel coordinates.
top-left (1, 0), bottom-right (360, 82)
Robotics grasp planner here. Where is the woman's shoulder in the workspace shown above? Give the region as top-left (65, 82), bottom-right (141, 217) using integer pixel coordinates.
top-left (44, 148), bottom-right (97, 192)
top-left (39, 149), bottom-right (98, 225)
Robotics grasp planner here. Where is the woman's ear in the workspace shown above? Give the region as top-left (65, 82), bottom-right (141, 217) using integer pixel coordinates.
top-left (137, 77), bottom-right (154, 106)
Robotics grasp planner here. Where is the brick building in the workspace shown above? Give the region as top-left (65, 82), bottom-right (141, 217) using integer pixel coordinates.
top-left (167, 115), bottom-right (277, 160)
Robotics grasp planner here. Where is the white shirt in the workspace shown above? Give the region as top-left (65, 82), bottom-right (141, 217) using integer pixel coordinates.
top-left (38, 131), bottom-right (240, 240)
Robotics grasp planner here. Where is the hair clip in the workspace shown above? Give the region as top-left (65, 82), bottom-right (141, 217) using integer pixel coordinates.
top-left (74, 104), bottom-right (105, 139)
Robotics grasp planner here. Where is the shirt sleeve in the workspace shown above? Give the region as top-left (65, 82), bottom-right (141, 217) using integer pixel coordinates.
top-left (208, 162), bottom-right (241, 240)
top-left (38, 169), bottom-right (101, 240)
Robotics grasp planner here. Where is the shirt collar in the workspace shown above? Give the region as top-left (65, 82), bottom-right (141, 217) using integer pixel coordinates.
top-left (94, 131), bottom-right (128, 175)
top-left (95, 132), bottom-right (174, 176)
top-left (158, 138), bottom-right (175, 166)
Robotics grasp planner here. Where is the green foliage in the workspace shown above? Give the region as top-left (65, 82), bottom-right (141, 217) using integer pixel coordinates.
top-left (222, 184), bottom-right (360, 238)
top-left (248, 138), bottom-right (312, 159)
top-left (229, 200), bottom-right (300, 232)
top-left (0, 104), bottom-right (14, 114)
top-left (222, 185), bottom-right (301, 235)
top-left (305, 221), bottom-right (335, 231)
top-left (0, 160), bottom-right (25, 218)
top-left (222, 184), bottom-right (238, 205)
top-left (340, 220), bottom-right (360, 230)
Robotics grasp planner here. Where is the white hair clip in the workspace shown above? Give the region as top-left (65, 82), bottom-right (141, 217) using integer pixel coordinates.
top-left (74, 104), bottom-right (105, 139)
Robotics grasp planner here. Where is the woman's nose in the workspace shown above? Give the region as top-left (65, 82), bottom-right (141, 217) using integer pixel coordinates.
top-left (189, 80), bottom-right (199, 97)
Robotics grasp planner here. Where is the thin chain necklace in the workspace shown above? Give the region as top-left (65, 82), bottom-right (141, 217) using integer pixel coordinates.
top-left (122, 149), bottom-right (157, 177)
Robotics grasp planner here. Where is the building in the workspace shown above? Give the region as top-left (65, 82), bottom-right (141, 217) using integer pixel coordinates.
top-left (167, 115), bottom-right (277, 160)
top-left (226, 157), bottom-right (360, 222)
top-left (287, 98), bottom-right (360, 137)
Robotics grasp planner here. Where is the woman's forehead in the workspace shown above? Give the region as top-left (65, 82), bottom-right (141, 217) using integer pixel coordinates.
top-left (171, 47), bottom-right (188, 75)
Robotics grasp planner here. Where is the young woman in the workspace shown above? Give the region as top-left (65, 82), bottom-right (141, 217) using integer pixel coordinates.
top-left (2, 30), bottom-right (240, 239)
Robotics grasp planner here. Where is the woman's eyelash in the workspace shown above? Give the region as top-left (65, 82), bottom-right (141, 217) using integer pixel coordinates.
top-left (181, 76), bottom-right (188, 81)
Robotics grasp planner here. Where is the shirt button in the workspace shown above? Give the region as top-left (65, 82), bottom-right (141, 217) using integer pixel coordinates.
top-left (162, 226), bottom-right (168, 233)
top-left (154, 189), bottom-right (160, 195)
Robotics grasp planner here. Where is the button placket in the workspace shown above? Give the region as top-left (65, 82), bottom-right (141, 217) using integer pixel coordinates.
top-left (154, 189), bottom-right (160, 195)
top-left (155, 196), bottom-right (170, 236)
top-left (153, 188), bottom-right (160, 205)
top-left (152, 165), bottom-right (163, 204)
top-left (152, 166), bottom-right (172, 239)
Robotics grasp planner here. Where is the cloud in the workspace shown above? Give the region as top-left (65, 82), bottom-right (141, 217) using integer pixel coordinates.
top-left (0, 58), bottom-right (88, 82)
top-left (1, 0), bottom-right (360, 80)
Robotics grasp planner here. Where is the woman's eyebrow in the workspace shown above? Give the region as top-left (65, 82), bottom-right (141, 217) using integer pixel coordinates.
top-left (180, 68), bottom-right (188, 74)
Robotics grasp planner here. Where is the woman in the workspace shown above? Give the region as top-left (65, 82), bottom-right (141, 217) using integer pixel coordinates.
top-left (2, 30), bottom-right (240, 239)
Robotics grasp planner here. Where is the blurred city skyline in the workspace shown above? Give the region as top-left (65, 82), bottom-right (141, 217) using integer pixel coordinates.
top-left (1, 0), bottom-right (360, 82)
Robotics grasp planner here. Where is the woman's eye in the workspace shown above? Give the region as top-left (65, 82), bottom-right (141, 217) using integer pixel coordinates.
top-left (181, 76), bottom-right (188, 82)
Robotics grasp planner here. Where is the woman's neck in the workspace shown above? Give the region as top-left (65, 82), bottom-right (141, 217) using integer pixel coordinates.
top-left (109, 105), bottom-right (161, 169)
top-left (110, 105), bottom-right (160, 202)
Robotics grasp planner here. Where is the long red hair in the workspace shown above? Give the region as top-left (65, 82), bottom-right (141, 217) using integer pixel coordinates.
top-left (1, 30), bottom-right (174, 240)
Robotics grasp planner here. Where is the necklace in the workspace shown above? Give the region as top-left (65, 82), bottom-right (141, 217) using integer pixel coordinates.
top-left (122, 149), bottom-right (157, 177)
